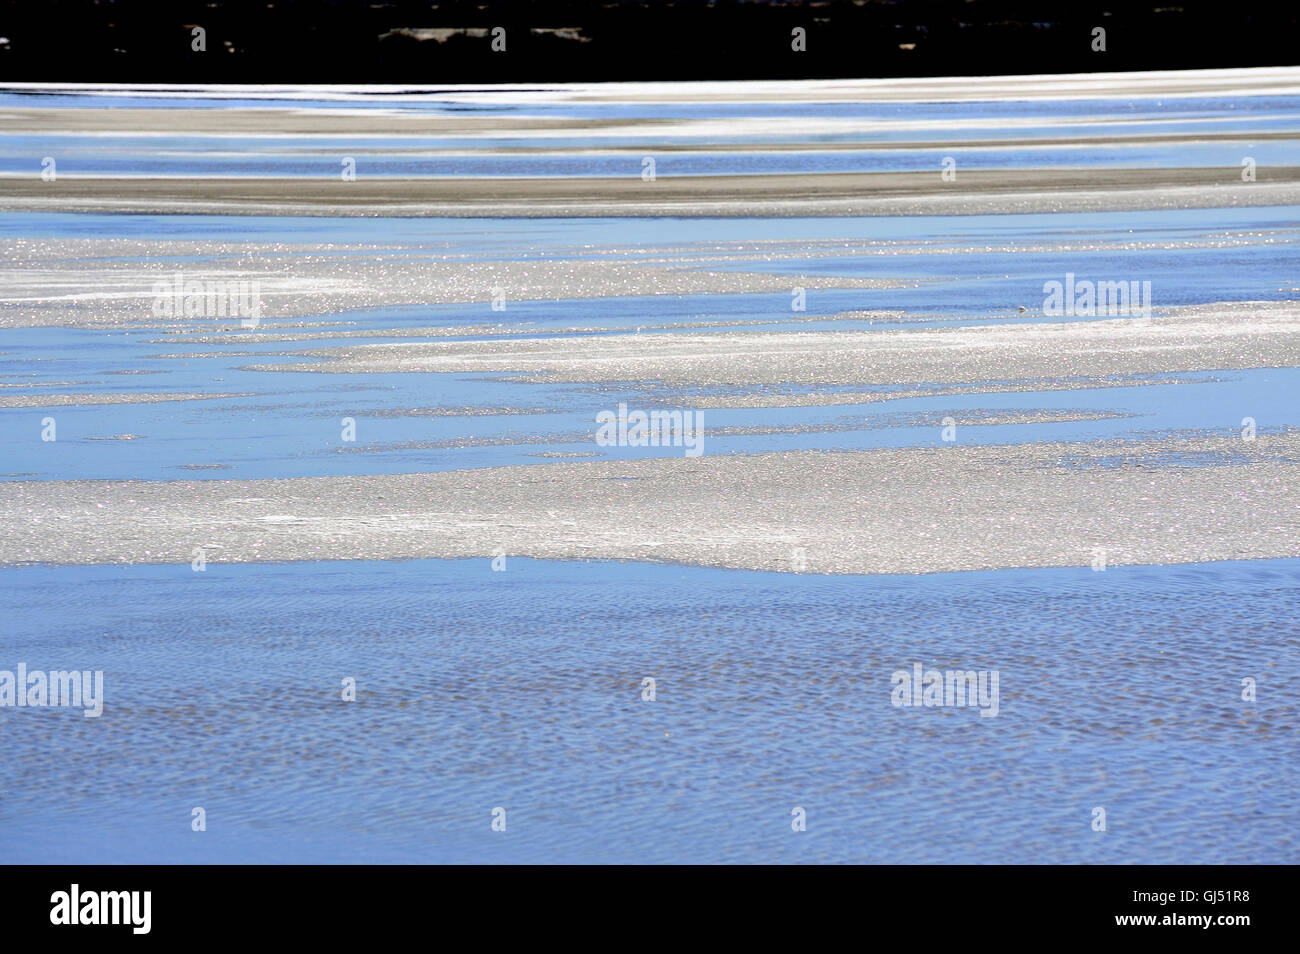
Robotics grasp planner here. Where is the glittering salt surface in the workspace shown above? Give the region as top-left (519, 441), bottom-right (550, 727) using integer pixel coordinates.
top-left (0, 391), bottom-right (247, 408)
top-left (0, 237), bottom-right (900, 329)
top-left (256, 300), bottom-right (1300, 385)
top-left (5, 433), bottom-right (1297, 573)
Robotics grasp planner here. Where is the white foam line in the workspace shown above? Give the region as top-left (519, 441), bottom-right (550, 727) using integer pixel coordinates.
top-left (4, 66), bottom-right (1300, 104)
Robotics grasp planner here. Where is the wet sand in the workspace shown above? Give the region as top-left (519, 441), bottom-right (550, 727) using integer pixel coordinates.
top-left (3, 168), bottom-right (1297, 217)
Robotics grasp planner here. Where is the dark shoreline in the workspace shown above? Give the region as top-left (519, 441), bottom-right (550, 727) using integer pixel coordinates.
top-left (0, 0), bottom-right (1296, 84)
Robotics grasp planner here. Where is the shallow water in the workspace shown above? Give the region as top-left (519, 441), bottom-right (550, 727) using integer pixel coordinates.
top-left (2, 207), bottom-right (1297, 480)
top-left (1, 557), bottom-right (1296, 863)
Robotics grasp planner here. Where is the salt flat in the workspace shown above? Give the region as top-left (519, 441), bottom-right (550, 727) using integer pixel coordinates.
top-left (257, 300), bottom-right (1300, 385)
top-left (5, 432), bottom-right (1297, 573)
top-left (2, 70), bottom-right (1298, 865)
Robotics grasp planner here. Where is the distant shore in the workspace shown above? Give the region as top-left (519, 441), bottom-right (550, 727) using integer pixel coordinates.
top-left (5, 70), bottom-right (1299, 216)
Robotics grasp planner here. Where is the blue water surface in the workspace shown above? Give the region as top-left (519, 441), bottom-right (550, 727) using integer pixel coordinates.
top-left (1, 556), bottom-right (1295, 863)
